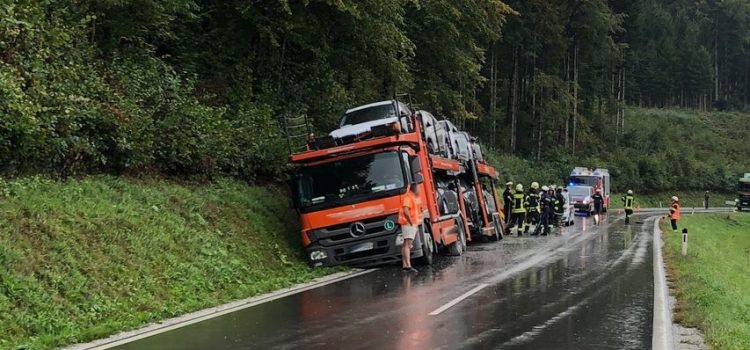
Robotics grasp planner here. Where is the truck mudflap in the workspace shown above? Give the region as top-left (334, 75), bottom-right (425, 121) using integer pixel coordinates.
top-left (306, 227), bottom-right (425, 268)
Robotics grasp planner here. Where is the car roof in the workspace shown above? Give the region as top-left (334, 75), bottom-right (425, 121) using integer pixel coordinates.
top-left (345, 100), bottom-right (409, 114)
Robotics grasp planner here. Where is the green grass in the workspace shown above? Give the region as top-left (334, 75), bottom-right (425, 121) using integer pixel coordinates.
top-left (0, 176), bottom-right (339, 350)
top-left (608, 191), bottom-right (734, 209)
top-left (662, 213), bottom-right (750, 350)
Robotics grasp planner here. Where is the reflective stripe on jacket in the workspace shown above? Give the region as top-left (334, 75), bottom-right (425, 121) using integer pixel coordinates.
top-left (623, 195), bottom-right (634, 209)
top-left (512, 193), bottom-right (527, 213)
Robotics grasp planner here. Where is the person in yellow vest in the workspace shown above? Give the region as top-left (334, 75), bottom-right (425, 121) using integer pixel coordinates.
top-left (622, 190), bottom-right (635, 224)
top-left (669, 196), bottom-right (681, 232)
top-left (509, 184), bottom-right (528, 236)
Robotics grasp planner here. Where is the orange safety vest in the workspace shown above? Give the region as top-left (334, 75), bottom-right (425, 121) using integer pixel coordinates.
top-left (400, 194), bottom-right (422, 225)
top-left (670, 202), bottom-right (681, 220)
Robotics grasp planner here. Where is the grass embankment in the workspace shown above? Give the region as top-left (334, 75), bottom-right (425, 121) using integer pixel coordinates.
top-left (0, 176), bottom-right (337, 350)
top-left (662, 213), bottom-right (750, 350)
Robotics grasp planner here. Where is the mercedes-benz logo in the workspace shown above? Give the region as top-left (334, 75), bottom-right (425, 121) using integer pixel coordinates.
top-left (349, 222), bottom-right (366, 238)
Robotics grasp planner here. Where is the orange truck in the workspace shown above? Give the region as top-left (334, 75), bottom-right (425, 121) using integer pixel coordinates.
top-left (289, 101), bottom-right (504, 267)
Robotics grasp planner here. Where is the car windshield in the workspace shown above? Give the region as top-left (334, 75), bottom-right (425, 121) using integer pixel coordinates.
top-left (568, 186), bottom-right (591, 198)
top-left (296, 152), bottom-right (406, 211)
top-left (569, 176), bottom-right (598, 187)
top-left (340, 104), bottom-right (396, 127)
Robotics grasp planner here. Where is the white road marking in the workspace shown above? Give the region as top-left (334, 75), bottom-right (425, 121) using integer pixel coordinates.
top-left (428, 283), bottom-right (489, 316)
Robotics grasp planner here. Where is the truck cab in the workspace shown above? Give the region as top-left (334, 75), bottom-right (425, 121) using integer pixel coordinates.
top-left (293, 149), bottom-right (424, 267)
top-left (568, 167), bottom-right (611, 212)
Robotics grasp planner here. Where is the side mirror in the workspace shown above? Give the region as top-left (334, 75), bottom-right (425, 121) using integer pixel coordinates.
top-left (409, 155), bottom-right (422, 181)
top-left (414, 172), bottom-right (424, 184)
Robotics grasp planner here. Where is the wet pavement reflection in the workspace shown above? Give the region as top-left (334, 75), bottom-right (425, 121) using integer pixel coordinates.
top-left (113, 213), bottom-right (655, 350)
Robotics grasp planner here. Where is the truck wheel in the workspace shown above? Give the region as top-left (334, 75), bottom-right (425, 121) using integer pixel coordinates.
top-left (448, 218), bottom-right (466, 256)
top-left (415, 225), bottom-right (434, 266)
top-left (490, 217), bottom-right (503, 241)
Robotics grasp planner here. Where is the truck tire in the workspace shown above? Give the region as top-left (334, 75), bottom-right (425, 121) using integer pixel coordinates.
top-left (415, 225), bottom-right (434, 266)
top-left (448, 218), bottom-right (466, 256)
top-left (490, 216), bottom-right (503, 241)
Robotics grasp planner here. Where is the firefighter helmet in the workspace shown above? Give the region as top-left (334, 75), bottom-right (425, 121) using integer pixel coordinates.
top-left (672, 196), bottom-right (679, 202)
top-left (627, 190), bottom-right (633, 195)
top-left (506, 181), bottom-right (513, 186)
top-left (541, 185), bottom-right (549, 192)
top-left (531, 182), bottom-right (539, 189)
top-left (516, 184), bottom-right (524, 192)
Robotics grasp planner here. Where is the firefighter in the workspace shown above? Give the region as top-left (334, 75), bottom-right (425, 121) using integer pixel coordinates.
top-left (548, 186), bottom-right (558, 230)
top-left (534, 186), bottom-right (555, 235)
top-left (622, 190), bottom-right (635, 224)
top-left (669, 196), bottom-right (681, 232)
top-left (509, 184), bottom-right (528, 236)
top-left (503, 181), bottom-right (514, 220)
top-left (554, 187), bottom-right (566, 226)
top-left (592, 188), bottom-right (604, 225)
top-left (525, 182), bottom-right (541, 233)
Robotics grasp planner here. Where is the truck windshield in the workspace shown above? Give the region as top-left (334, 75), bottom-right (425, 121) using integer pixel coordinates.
top-left (568, 186), bottom-right (591, 198)
top-left (340, 104), bottom-right (396, 127)
top-left (569, 176), bottom-right (598, 187)
top-left (740, 182), bottom-right (750, 192)
top-left (296, 152), bottom-right (406, 212)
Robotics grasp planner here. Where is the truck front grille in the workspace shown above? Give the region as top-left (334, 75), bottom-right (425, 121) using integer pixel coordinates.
top-left (309, 214), bottom-right (399, 246)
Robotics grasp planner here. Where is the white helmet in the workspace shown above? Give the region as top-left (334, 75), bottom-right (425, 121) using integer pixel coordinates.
top-left (541, 185), bottom-right (549, 192)
top-left (531, 182), bottom-right (540, 189)
top-left (672, 196), bottom-right (679, 201)
top-left (627, 190), bottom-right (633, 195)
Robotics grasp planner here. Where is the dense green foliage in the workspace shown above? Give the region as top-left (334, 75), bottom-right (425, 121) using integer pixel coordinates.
top-left (2, 1), bottom-right (748, 182)
top-left (663, 214), bottom-right (750, 350)
top-left (492, 107), bottom-right (750, 193)
top-left (0, 177), bottom-right (335, 349)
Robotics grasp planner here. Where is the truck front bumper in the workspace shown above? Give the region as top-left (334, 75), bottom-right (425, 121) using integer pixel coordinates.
top-left (306, 229), bottom-right (425, 268)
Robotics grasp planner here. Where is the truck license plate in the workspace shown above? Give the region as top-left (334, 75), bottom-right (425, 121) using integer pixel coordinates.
top-left (350, 242), bottom-right (374, 253)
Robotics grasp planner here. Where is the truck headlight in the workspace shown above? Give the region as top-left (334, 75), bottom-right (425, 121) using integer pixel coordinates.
top-left (310, 250), bottom-right (328, 261)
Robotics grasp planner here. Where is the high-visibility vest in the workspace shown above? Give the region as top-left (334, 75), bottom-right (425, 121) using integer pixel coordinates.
top-left (670, 202), bottom-right (681, 220)
top-left (512, 193), bottom-right (527, 213)
top-left (623, 195), bottom-right (634, 209)
top-left (527, 192), bottom-right (540, 212)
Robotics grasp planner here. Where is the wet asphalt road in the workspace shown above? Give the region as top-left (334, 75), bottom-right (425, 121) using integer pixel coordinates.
top-left (113, 213), bottom-right (656, 350)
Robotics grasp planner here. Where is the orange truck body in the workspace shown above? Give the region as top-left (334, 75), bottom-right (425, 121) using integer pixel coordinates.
top-left (290, 113), bottom-right (503, 267)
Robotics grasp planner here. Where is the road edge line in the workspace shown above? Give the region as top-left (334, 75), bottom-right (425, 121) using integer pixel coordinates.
top-left (428, 283), bottom-right (488, 316)
top-left (65, 268), bottom-right (375, 350)
top-left (652, 217), bottom-right (675, 350)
